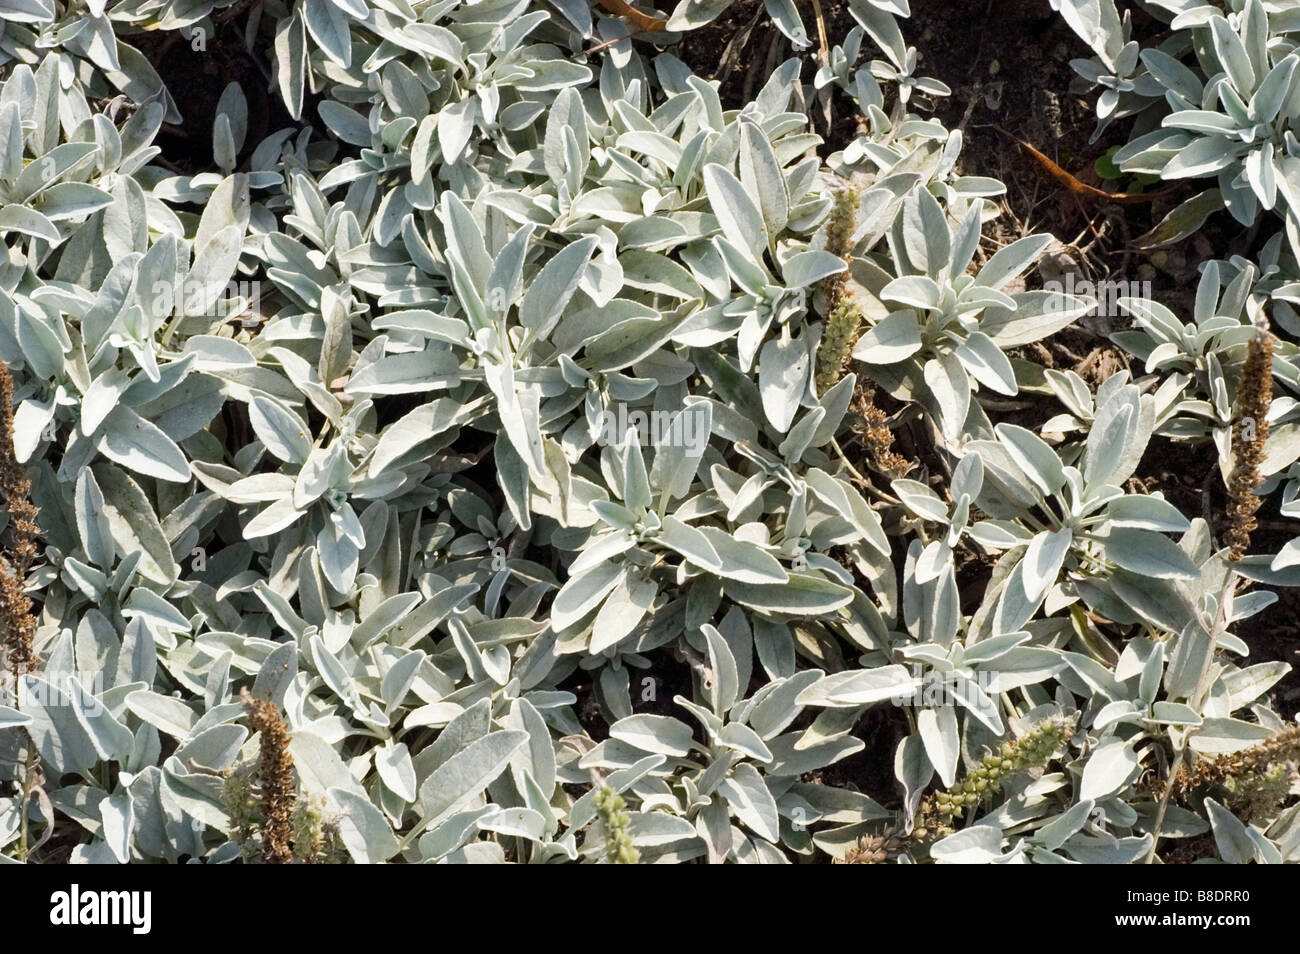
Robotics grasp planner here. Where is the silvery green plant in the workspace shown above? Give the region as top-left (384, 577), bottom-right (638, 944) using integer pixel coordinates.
top-left (1110, 264), bottom-right (1300, 481)
top-left (1056, 0), bottom-right (1300, 257)
top-left (1051, 0), bottom-right (1164, 134)
top-left (666, 0), bottom-right (908, 56)
top-left (849, 186), bottom-right (1094, 439)
top-left (0, 0), bottom-right (182, 122)
top-left (962, 375), bottom-right (1205, 630)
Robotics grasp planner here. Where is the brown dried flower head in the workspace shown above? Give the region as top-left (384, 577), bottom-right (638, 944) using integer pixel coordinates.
top-left (850, 385), bottom-right (913, 479)
top-left (1224, 329), bottom-right (1273, 561)
top-left (0, 363), bottom-right (39, 676)
top-left (1171, 722), bottom-right (1300, 802)
top-left (241, 687), bottom-right (297, 864)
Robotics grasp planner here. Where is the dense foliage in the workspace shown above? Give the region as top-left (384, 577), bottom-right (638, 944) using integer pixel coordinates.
top-left (1, 0), bottom-right (1298, 864)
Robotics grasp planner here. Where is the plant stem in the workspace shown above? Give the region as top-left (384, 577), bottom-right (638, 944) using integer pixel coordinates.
top-left (17, 743), bottom-right (36, 863)
top-left (1144, 577), bottom-right (1235, 863)
top-left (831, 437), bottom-right (900, 506)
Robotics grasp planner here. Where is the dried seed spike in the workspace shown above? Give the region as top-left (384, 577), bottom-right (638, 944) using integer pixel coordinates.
top-left (0, 363), bottom-right (39, 677)
top-left (838, 831), bottom-right (907, 864)
top-left (1224, 329), bottom-right (1273, 561)
top-left (1171, 723), bottom-right (1300, 800)
top-left (241, 687), bottom-right (297, 864)
top-left (851, 385), bottom-right (913, 479)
